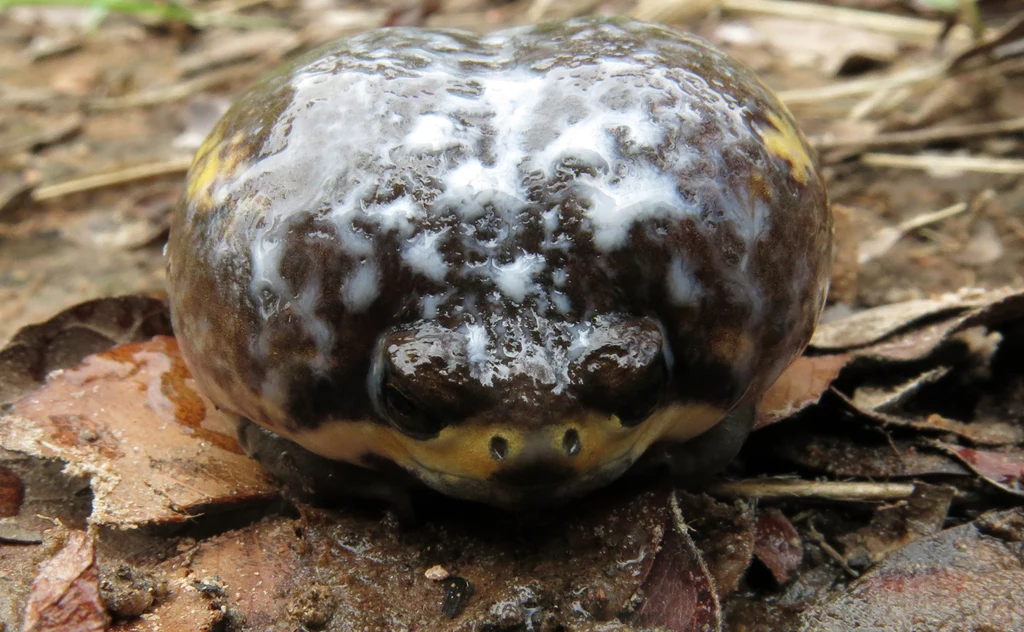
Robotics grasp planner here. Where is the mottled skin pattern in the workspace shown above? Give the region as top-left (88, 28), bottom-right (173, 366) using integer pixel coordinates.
top-left (167, 18), bottom-right (833, 508)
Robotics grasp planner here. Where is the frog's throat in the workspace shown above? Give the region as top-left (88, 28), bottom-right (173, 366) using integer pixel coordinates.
top-left (266, 401), bottom-right (726, 489)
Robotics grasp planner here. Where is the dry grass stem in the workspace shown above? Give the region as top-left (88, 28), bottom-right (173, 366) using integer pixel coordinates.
top-left (87, 65), bottom-right (265, 111)
top-left (861, 153), bottom-right (1024, 174)
top-left (708, 479), bottom-right (917, 501)
top-left (32, 156), bottom-right (194, 201)
top-left (780, 64), bottom-right (947, 106)
top-left (634, 0), bottom-right (979, 45)
top-left (807, 522), bottom-right (861, 578)
top-left (815, 116), bottom-right (1024, 152)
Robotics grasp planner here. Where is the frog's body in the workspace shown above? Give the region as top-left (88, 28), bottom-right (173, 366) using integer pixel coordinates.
top-left (167, 18), bottom-right (832, 508)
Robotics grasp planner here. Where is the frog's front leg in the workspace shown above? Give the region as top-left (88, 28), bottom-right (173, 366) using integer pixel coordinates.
top-left (235, 417), bottom-right (417, 517)
top-left (641, 402), bottom-right (757, 487)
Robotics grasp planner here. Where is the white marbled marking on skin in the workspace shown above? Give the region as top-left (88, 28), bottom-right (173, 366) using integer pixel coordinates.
top-left (403, 229), bottom-right (450, 282)
top-left (341, 262), bottom-right (381, 312)
top-left (666, 256), bottom-right (703, 308)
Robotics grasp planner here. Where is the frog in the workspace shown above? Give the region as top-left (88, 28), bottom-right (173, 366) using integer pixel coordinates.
top-left (166, 17), bottom-right (833, 509)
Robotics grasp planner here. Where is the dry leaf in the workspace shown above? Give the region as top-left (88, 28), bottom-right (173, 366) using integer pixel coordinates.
top-left (753, 508), bottom-right (803, 585)
top-left (1, 336), bottom-right (278, 528)
top-left (21, 530), bottom-right (108, 632)
top-left (799, 509), bottom-right (1024, 631)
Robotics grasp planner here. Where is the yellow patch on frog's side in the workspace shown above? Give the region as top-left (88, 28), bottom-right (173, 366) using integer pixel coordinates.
top-left (753, 110), bottom-right (814, 186)
top-left (185, 130), bottom-right (249, 212)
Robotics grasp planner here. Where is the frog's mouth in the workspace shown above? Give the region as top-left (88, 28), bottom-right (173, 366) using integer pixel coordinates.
top-left (406, 448), bottom-right (638, 508)
top-left (274, 401), bottom-right (727, 508)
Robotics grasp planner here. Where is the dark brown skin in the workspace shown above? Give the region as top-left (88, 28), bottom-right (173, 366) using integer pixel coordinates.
top-left (166, 17), bottom-right (833, 508)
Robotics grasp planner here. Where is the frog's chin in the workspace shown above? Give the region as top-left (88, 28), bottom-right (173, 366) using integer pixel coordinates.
top-left (406, 452), bottom-right (638, 509)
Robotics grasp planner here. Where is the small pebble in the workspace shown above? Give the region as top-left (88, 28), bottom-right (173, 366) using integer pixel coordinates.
top-left (424, 564), bottom-right (450, 581)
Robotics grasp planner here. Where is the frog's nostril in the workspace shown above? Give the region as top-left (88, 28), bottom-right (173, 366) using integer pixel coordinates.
top-left (489, 436), bottom-right (509, 461)
top-left (563, 428), bottom-right (581, 457)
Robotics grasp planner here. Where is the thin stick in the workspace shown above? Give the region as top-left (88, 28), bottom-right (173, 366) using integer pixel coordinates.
top-left (526, 0), bottom-right (555, 22)
top-left (861, 153), bottom-right (1024, 174)
top-left (708, 478), bottom-right (917, 501)
top-left (87, 65), bottom-right (263, 111)
top-left (779, 64), bottom-right (946, 106)
top-left (807, 521), bottom-right (860, 578)
top-left (31, 156), bottom-right (193, 202)
top-left (815, 116), bottom-right (1024, 152)
top-left (634, 0), bottom-right (978, 44)
top-left (898, 201), bottom-right (969, 233)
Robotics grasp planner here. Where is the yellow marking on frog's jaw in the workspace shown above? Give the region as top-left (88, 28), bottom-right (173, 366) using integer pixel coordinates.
top-left (753, 110), bottom-right (814, 186)
top-left (266, 401), bottom-right (727, 490)
top-left (572, 402), bottom-right (727, 474)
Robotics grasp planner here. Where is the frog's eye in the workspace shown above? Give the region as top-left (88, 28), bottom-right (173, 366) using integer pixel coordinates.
top-left (381, 379), bottom-right (448, 440)
top-left (614, 360), bottom-right (668, 428)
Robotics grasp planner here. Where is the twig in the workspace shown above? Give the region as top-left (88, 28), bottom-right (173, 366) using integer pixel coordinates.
top-left (861, 153), bottom-right (1024, 174)
top-left (814, 116), bottom-right (1024, 152)
top-left (0, 114), bottom-right (83, 155)
top-left (707, 478), bottom-right (917, 501)
top-left (31, 157), bottom-right (193, 202)
top-left (634, 0), bottom-right (979, 44)
top-left (900, 201), bottom-right (970, 233)
top-left (779, 64), bottom-right (947, 106)
top-left (858, 201), bottom-right (969, 264)
top-left (87, 65), bottom-right (263, 111)
top-left (807, 521), bottom-right (860, 578)
top-left (525, 0), bottom-right (555, 22)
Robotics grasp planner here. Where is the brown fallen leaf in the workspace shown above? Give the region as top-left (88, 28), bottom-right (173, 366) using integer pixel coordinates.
top-left (21, 530), bottom-right (108, 632)
top-left (1, 336), bottom-right (278, 528)
top-left (632, 492), bottom-right (722, 632)
top-left (931, 442), bottom-right (1024, 496)
top-left (757, 354), bottom-right (851, 429)
top-left (799, 509), bottom-right (1024, 632)
top-left (809, 289), bottom-right (1011, 352)
top-left (836, 483), bottom-right (954, 568)
top-left (0, 296), bottom-right (172, 404)
top-left (769, 433), bottom-right (969, 479)
top-left (120, 491), bottom-right (673, 632)
top-left (0, 465), bottom-right (25, 517)
top-left (676, 492), bottom-right (756, 598)
top-left (827, 204), bottom-right (860, 305)
top-left (753, 508), bottom-right (803, 585)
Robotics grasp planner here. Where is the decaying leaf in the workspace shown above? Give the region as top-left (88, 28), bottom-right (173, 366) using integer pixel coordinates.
top-left (808, 288), bottom-right (1017, 352)
top-left (836, 483), bottom-right (955, 567)
top-left (2, 280), bottom-right (1024, 632)
top-left (0, 465), bottom-right (25, 517)
top-left (675, 493), bottom-right (756, 598)
top-left (0, 296), bottom-right (172, 404)
top-left (752, 509), bottom-right (804, 585)
top-left (632, 493), bottom-right (722, 632)
top-left (799, 509), bottom-right (1024, 632)
top-left (931, 442), bottom-right (1024, 496)
top-left (21, 530), bottom-right (108, 632)
top-left (0, 336), bottom-right (278, 528)
top-left (758, 354), bottom-right (850, 428)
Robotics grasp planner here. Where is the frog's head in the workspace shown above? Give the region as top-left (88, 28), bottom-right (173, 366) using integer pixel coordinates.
top-left (289, 314), bottom-right (725, 507)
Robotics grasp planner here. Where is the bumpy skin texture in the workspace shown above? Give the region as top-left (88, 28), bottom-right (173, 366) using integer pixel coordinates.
top-left (167, 18), bottom-right (833, 507)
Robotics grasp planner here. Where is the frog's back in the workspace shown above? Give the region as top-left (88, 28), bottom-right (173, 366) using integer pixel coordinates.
top-left (168, 18), bottom-right (830, 461)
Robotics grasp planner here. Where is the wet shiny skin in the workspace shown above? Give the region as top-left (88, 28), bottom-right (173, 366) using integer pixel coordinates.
top-left (166, 18), bottom-right (833, 506)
